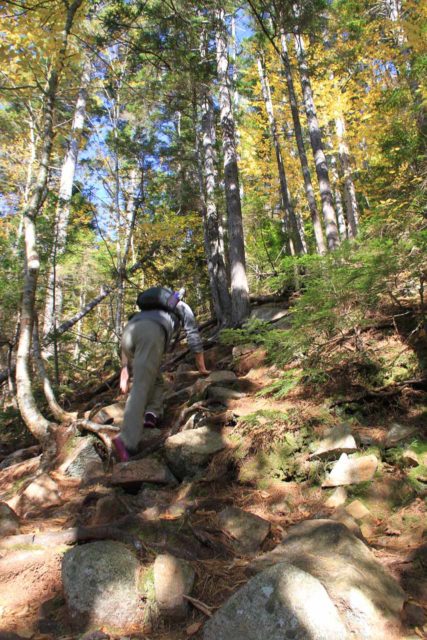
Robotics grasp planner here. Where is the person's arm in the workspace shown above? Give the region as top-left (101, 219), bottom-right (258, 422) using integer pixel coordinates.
top-left (120, 352), bottom-right (130, 394)
top-left (177, 301), bottom-right (210, 375)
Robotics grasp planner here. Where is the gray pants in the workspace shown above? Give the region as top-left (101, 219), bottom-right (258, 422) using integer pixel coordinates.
top-left (120, 318), bottom-right (165, 451)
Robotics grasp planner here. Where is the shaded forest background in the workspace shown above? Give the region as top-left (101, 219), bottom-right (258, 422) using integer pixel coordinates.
top-left (0, 0), bottom-right (426, 443)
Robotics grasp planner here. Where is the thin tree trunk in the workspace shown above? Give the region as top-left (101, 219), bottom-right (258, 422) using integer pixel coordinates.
top-left (279, 33), bottom-right (326, 254)
top-left (293, 29), bottom-right (339, 250)
top-left (335, 116), bottom-right (359, 238)
top-left (16, 0), bottom-right (83, 443)
top-left (73, 289), bottom-right (85, 362)
top-left (43, 58), bottom-right (91, 338)
top-left (215, 8), bottom-right (250, 325)
top-left (257, 54), bottom-right (305, 255)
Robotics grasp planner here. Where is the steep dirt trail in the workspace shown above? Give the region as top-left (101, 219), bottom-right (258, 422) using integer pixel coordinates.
top-left (0, 332), bottom-right (426, 639)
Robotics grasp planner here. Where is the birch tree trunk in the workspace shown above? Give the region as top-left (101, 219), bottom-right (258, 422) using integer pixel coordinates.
top-left (16, 0), bottom-right (83, 443)
top-left (293, 30), bottom-right (340, 251)
top-left (279, 33), bottom-right (326, 254)
top-left (257, 54), bottom-right (305, 255)
top-left (335, 116), bottom-right (359, 238)
top-left (43, 58), bottom-right (91, 338)
top-left (196, 79), bottom-right (232, 325)
top-left (216, 8), bottom-right (250, 326)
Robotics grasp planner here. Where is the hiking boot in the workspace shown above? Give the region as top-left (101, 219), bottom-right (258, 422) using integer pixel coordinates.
top-left (112, 435), bottom-right (131, 462)
top-left (143, 412), bottom-right (158, 429)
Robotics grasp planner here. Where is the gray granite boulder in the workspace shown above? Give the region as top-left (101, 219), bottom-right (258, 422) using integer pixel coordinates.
top-left (249, 519), bottom-right (405, 640)
top-left (218, 507), bottom-right (270, 554)
top-left (322, 453), bottom-right (378, 487)
top-left (62, 541), bottom-right (150, 632)
top-left (204, 562), bottom-right (349, 640)
top-left (164, 426), bottom-right (228, 479)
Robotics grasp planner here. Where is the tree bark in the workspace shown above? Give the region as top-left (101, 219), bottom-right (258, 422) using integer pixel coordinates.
top-left (335, 116), bottom-right (359, 238)
top-left (215, 8), bottom-right (250, 325)
top-left (293, 29), bottom-right (340, 250)
top-left (16, 0), bottom-right (84, 443)
top-left (257, 54), bottom-right (305, 255)
top-left (196, 43), bottom-right (232, 325)
top-left (43, 58), bottom-right (91, 338)
top-left (279, 32), bottom-right (326, 254)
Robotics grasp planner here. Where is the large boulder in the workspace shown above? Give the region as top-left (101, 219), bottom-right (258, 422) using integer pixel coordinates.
top-left (57, 435), bottom-right (103, 481)
top-left (204, 562), bottom-right (349, 640)
top-left (249, 519), bottom-right (405, 640)
top-left (62, 540), bottom-right (152, 632)
top-left (164, 426), bottom-right (229, 479)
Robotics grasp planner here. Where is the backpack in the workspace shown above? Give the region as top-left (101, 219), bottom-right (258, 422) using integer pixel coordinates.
top-left (136, 287), bottom-right (180, 316)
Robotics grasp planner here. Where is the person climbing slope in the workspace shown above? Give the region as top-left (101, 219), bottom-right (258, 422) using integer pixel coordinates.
top-left (113, 286), bottom-right (210, 461)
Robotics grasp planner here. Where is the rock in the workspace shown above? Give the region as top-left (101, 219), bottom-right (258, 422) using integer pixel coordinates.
top-left (19, 473), bottom-right (62, 513)
top-left (233, 348), bottom-right (267, 376)
top-left (153, 554), bottom-right (195, 619)
top-left (309, 423), bottom-right (358, 460)
top-left (385, 423), bottom-right (418, 448)
top-left (90, 495), bottom-right (129, 526)
top-left (81, 632), bottom-right (111, 640)
top-left (322, 453), bottom-right (378, 487)
top-left (58, 435), bottom-right (102, 480)
top-left (111, 457), bottom-right (178, 489)
top-left (206, 370), bottom-right (237, 384)
top-left (249, 519), bottom-right (405, 640)
top-left (85, 402), bottom-right (126, 424)
top-left (218, 507), bottom-right (270, 554)
top-left (140, 428), bottom-right (162, 444)
top-left (345, 499), bottom-right (371, 520)
top-left (204, 562), bottom-right (349, 640)
top-left (402, 450), bottom-right (419, 468)
top-left (324, 487), bottom-right (347, 509)
top-left (0, 501), bottom-right (20, 536)
top-left (232, 344), bottom-right (257, 359)
top-left (403, 601), bottom-right (427, 627)
top-left (165, 426), bottom-right (229, 479)
top-left (207, 386), bottom-right (247, 403)
top-left (250, 305), bottom-right (289, 323)
top-left (329, 507), bottom-right (364, 539)
top-left (62, 540), bottom-right (148, 631)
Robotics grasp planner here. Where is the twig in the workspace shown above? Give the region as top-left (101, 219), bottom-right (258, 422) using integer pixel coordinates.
top-left (183, 595), bottom-right (214, 617)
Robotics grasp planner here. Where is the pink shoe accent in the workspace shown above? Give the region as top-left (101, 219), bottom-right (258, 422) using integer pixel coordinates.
top-left (112, 436), bottom-right (130, 462)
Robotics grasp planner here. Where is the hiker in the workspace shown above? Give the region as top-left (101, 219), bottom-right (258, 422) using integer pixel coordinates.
top-left (112, 287), bottom-right (209, 461)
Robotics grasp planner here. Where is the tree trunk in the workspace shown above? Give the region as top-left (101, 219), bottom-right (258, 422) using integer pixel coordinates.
top-left (257, 54), bottom-right (305, 255)
top-left (215, 8), bottom-right (250, 326)
top-left (335, 117), bottom-right (359, 238)
top-left (43, 58), bottom-right (91, 338)
top-left (16, 0), bottom-right (83, 443)
top-left (279, 32), bottom-right (326, 254)
top-left (293, 30), bottom-right (340, 250)
top-left (194, 85), bottom-right (231, 325)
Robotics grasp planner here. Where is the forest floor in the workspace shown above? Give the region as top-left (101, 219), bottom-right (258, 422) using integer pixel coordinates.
top-left (0, 306), bottom-right (426, 640)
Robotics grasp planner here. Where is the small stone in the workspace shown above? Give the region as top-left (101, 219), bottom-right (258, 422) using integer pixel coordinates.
top-left (232, 344), bottom-right (257, 359)
top-left (111, 457), bottom-right (178, 489)
top-left (402, 450), bottom-right (419, 468)
top-left (322, 453), bottom-right (378, 487)
top-left (206, 370), bottom-right (237, 383)
top-left (385, 423), bottom-right (417, 448)
top-left (153, 554), bottom-right (195, 619)
top-left (324, 487), bottom-right (347, 509)
top-left (90, 495), bottom-right (129, 526)
top-left (0, 502), bottom-right (20, 536)
top-left (345, 499), bottom-right (371, 520)
top-left (218, 507), bottom-right (270, 554)
top-left (360, 522), bottom-right (375, 539)
top-left (309, 423), bottom-right (358, 460)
